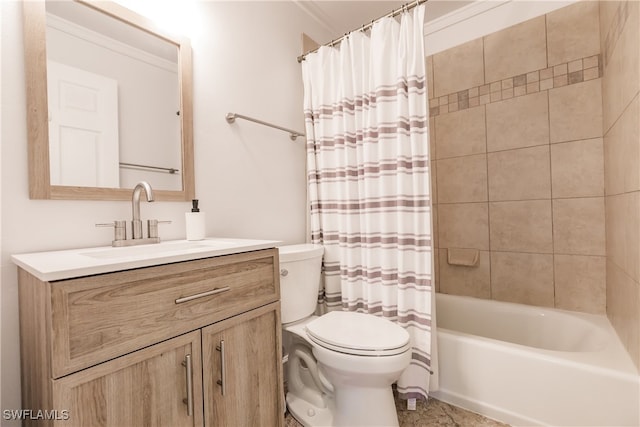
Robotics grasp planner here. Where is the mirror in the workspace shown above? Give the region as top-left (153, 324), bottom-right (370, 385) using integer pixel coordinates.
top-left (23, 0), bottom-right (194, 201)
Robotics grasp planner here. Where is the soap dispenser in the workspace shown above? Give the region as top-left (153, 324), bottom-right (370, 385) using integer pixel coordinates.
top-left (185, 199), bottom-right (205, 241)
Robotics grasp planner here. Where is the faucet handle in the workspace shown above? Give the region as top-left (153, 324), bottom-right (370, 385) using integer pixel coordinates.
top-left (96, 220), bottom-right (127, 242)
top-left (147, 219), bottom-right (172, 239)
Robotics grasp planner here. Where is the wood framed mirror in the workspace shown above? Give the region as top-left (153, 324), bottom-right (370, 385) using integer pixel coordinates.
top-left (23, 0), bottom-right (194, 201)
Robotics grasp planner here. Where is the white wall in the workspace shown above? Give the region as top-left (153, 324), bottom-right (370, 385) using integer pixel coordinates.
top-left (0, 0), bottom-right (332, 418)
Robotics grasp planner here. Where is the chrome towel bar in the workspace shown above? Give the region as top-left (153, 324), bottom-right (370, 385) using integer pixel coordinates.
top-left (225, 112), bottom-right (305, 141)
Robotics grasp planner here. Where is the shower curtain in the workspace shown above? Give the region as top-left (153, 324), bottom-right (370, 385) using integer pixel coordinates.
top-left (302, 4), bottom-right (435, 400)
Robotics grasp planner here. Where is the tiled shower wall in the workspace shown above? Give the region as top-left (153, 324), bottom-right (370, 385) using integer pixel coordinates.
top-left (428, 2), bottom-right (606, 313)
top-left (600, 0), bottom-right (640, 370)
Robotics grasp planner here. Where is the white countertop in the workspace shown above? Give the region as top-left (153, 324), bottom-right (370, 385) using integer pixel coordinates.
top-left (11, 238), bottom-right (280, 282)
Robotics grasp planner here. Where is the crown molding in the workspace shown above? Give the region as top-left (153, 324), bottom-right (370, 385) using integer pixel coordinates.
top-left (292, 0), bottom-right (339, 36)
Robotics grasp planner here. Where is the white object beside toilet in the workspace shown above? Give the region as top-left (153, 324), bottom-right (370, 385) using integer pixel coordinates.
top-left (279, 244), bottom-right (411, 427)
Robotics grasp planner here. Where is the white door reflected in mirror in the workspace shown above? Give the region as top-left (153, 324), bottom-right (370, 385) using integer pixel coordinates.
top-left (47, 60), bottom-right (120, 188)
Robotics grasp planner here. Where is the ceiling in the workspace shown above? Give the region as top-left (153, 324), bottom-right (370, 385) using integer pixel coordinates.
top-left (295, 0), bottom-right (473, 43)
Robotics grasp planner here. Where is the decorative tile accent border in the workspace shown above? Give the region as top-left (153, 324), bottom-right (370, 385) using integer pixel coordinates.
top-left (603, 1), bottom-right (630, 68)
top-left (429, 54), bottom-right (602, 118)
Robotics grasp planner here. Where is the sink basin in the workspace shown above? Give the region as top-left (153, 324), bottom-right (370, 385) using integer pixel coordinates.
top-left (80, 241), bottom-right (214, 259)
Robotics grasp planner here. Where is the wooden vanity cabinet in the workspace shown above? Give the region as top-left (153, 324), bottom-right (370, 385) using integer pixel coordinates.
top-left (18, 248), bottom-right (284, 427)
top-left (203, 304), bottom-right (282, 427)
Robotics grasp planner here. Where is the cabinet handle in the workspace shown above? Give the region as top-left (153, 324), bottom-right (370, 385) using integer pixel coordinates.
top-left (216, 340), bottom-right (226, 396)
top-left (182, 354), bottom-right (194, 416)
top-left (175, 286), bottom-right (230, 304)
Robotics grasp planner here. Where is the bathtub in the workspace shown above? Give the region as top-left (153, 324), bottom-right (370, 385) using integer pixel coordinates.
top-left (430, 293), bottom-right (640, 427)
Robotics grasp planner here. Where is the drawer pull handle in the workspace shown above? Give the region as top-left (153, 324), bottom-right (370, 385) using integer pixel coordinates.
top-left (182, 354), bottom-right (194, 416)
top-left (175, 286), bottom-right (231, 304)
top-left (216, 340), bottom-right (226, 396)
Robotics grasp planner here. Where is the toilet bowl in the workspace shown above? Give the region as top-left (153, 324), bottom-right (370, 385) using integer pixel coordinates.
top-left (279, 244), bottom-right (411, 427)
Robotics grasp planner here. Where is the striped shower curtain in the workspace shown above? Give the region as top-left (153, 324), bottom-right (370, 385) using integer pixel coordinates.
top-left (301, 5), bottom-right (435, 400)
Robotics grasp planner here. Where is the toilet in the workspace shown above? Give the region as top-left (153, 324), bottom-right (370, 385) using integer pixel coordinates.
top-left (279, 244), bottom-right (411, 427)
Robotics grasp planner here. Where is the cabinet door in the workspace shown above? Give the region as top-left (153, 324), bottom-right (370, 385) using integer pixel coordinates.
top-left (202, 302), bottom-right (284, 427)
top-left (52, 331), bottom-right (203, 427)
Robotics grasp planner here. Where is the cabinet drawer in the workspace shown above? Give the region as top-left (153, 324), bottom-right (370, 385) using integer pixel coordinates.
top-left (50, 248), bottom-right (279, 378)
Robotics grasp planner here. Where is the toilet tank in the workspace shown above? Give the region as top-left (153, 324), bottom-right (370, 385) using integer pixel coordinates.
top-left (278, 244), bottom-right (324, 324)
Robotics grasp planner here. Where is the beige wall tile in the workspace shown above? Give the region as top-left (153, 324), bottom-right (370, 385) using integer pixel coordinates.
top-left (435, 106), bottom-right (486, 159)
top-left (432, 204), bottom-right (439, 249)
top-left (547, 1), bottom-right (601, 66)
top-left (554, 254), bottom-right (606, 313)
top-left (437, 155), bottom-right (488, 203)
top-left (433, 248), bottom-right (440, 292)
top-left (432, 38), bottom-right (485, 98)
top-left (438, 203), bottom-right (489, 250)
top-left (540, 78), bottom-right (553, 91)
top-left (431, 160), bottom-right (438, 204)
top-left (553, 197), bottom-right (606, 256)
top-left (584, 55), bottom-right (599, 69)
top-left (489, 200), bottom-right (553, 253)
top-left (568, 59), bottom-right (583, 73)
top-left (488, 145), bottom-right (551, 201)
top-left (600, 1), bottom-right (624, 43)
top-left (604, 96), bottom-right (640, 195)
top-left (554, 75), bottom-right (568, 88)
top-left (491, 251), bottom-right (555, 307)
top-left (429, 117), bottom-right (436, 160)
top-left (427, 55), bottom-right (434, 99)
top-left (583, 67), bottom-right (599, 81)
top-left (551, 138), bottom-right (605, 198)
top-left (549, 79), bottom-right (603, 143)
top-left (607, 260), bottom-right (640, 370)
top-left (600, 0), bottom-right (640, 372)
top-left (486, 91), bottom-right (549, 152)
top-left (439, 249), bottom-right (491, 298)
top-left (606, 192), bottom-right (640, 282)
top-left (484, 16), bottom-right (547, 83)
top-left (601, 1), bottom-right (640, 132)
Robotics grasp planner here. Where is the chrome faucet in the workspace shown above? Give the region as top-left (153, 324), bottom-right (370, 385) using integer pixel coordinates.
top-left (131, 181), bottom-right (154, 239)
top-left (96, 181), bottom-right (171, 246)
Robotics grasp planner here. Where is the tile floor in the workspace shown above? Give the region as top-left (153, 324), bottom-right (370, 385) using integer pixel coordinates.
top-left (284, 395), bottom-right (509, 427)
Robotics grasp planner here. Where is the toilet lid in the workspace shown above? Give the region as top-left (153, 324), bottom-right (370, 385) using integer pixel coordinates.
top-left (305, 311), bottom-right (410, 356)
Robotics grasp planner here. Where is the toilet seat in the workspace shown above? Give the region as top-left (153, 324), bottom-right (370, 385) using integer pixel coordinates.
top-left (305, 311), bottom-right (411, 357)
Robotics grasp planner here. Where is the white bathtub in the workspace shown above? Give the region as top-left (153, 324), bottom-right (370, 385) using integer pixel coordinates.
top-left (430, 293), bottom-right (640, 427)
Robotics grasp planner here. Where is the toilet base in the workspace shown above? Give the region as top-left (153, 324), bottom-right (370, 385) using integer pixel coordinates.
top-left (287, 386), bottom-right (400, 427)
top-left (333, 386), bottom-right (399, 427)
top-left (287, 392), bottom-right (333, 427)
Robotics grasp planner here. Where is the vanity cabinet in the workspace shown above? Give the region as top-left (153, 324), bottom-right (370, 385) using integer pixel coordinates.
top-left (203, 304), bottom-right (281, 426)
top-left (17, 248), bottom-right (284, 427)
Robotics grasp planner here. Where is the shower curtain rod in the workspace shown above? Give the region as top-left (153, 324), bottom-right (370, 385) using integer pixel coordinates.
top-left (225, 112), bottom-right (305, 141)
top-left (297, 0), bottom-right (427, 63)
